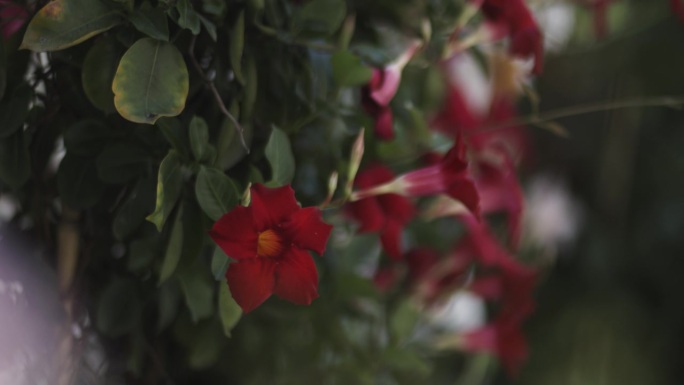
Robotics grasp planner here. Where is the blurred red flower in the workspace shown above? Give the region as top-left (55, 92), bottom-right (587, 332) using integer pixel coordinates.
top-left (361, 41), bottom-right (420, 140)
top-left (461, 309), bottom-right (529, 376)
top-left (210, 184), bottom-right (333, 313)
top-left (0, 0), bottom-right (27, 40)
top-left (395, 142), bottom-right (481, 216)
top-left (346, 164), bottom-right (415, 260)
top-left (477, 0), bottom-right (544, 74)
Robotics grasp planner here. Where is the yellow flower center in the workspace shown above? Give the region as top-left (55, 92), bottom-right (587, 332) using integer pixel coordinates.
top-left (257, 229), bottom-right (284, 258)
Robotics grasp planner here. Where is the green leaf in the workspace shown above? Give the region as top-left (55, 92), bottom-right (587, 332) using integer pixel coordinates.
top-left (382, 348), bottom-right (432, 378)
top-left (241, 54), bottom-right (258, 121)
top-left (175, 0), bottom-right (201, 35)
top-left (157, 281), bottom-right (182, 332)
top-left (201, 0), bottom-right (226, 17)
top-left (218, 283), bottom-right (242, 337)
top-left (214, 111), bottom-right (252, 170)
top-left (198, 14), bottom-right (217, 41)
top-left (185, 319), bottom-right (225, 369)
top-left (146, 150), bottom-right (184, 231)
top-left (0, 129), bottom-right (30, 188)
top-left (159, 204), bottom-right (184, 285)
top-left (57, 153), bottom-right (105, 209)
top-left (63, 119), bottom-right (119, 157)
top-left (0, 83), bottom-right (32, 138)
top-left (292, 0), bottom-right (346, 37)
top-left (113, 175), bottom-right (156, 240)
top-left (210, 246), bottom-right (229, 280)
top-left (195, 166), bottom-right (239, 221)
top-left (96, 142), bottom-right (151, 184)
top-left (129, 2), bottom-right (169, 41)
top-left (127, 235), bottom-right (160, 272)
top-left (189, 116), bottom-right (210, 162)
top-left (82, 38), bottom-right (121, 114)
top-left (389, 299), bottom-right (420, 344)
top-left (20, 0), bottom-right (122, 52)
top-left (331, 51), bottom-right (372, 87)
top-left (230, 11), bottom-right (245, 84)
top-left (179, 265), bottom-right (215, 323)
top-left (112, 38), bottom-right (189, 124)
top-left (96, 278), bottom-right (142, 337)
top-left (264, 126), bottom-right (295, 186)
top-left (156, 117), bottom-right (188, 156)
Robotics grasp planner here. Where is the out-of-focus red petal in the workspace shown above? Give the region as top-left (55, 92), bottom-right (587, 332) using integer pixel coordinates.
top-left (370, 67), bottom-right (401, 106)
top-left (463, 316), bottom-right (528, 377)
top-left (379, 219), bottom-right (404, 261)
top-left (446, 179), bottom-right (481, 218)
top-left (209, 205), bottom-right (258, 260)
top-left (373, 265), bottom-right (399, 292)
top-left (406, 248), bottom-right (439, 282)
top-left (346, 198), bottom-right (385, 233)
top-left (273, 247), bottom-right (319, 305)
top-left (373, 106), bottom-right (395, 140)
top-left (476, 157), bottom-right (524, 248)
top-left (480, 0), bottom-right (544, 75)
top-left (225, 258), bottom-right (277, 313)
top-left (379, 193), bottom-right (415, 223)
top-left (282, 207), bottom-right (333, 255)
top-left (250, 183), bottom-right (300, 230)
top-left (355, 164), bottom-right (396, 189)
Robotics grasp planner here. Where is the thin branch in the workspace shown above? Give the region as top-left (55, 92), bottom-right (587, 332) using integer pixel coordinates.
top-left (466, 95), bottom-right (684, 138)
top-left (188, 35), bottom-right (249, 153)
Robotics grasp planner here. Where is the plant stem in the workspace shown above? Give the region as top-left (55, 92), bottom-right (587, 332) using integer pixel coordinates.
top-left (188, 36), bottom-right (249, 153)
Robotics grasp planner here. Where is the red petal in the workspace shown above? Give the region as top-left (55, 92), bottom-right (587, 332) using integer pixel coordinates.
top-left (282, 207), bottom-right (333, 255)
top-left (378, 193), bottom-right (415, 223)
top-left (273, 247), bottom-right (319, 305)
top-left (446, 179), bottom-right (481, 218)
top-left (225, 258), bottom-right (277, 313)
top-left (370, 67), bottom-right (401, 106)
top-left (346, 198), bottom-right (385, 233)
top-left (355, 164), bottom-right (396, 189)
top-left (380, 219), bottom-right (404, 261)
top-left (250, 184), bottom-right (300, 231)
top-left (209, 205), bottom-right (258, 260)
top-left (373, 106), bottom-right (394, 141)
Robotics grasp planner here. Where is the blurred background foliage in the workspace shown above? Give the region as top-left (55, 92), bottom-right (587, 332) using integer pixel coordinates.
top-left (518, 1), bottom-right (684, 384)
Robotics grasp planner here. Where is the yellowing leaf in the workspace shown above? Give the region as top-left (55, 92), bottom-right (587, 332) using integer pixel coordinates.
top-left (112, 38), bottom-right (189, 124)
top-left (21, 0), bottom-right (122, 52)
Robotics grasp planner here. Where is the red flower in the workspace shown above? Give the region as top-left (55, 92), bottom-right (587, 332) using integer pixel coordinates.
top-left (346, 165), bottom-right (415, 260)
top-left (474, 151), bottom-right (525, 248)
top-left (350, 142), bottom-right (480, 218)
top-left (394, 143), bottom-right (481, 216)
top-left (461, 311), bottom-right (529, 376)
top-left (407, 247), bottom-right (471, 303)
top-left (209, 184), bottom-right (333, 313)
top-left (361, 41), bottom-right (421, 140)
top-left (478, 0), bottom-right (544, 74)
top-left (0, 0), bottom-right (27, 40)
top-left (458, 214), bottom-right (521, 271)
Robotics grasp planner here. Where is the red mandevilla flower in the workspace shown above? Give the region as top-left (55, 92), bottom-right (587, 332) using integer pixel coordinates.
top-left (461, 310), bottom-right (529, 377)
top-left (209, 184), bottom-right (333, 313)
top-left (346, 165), bottom-right (415, 260)
top-left (477, 0), bottom-right (544, 74)
top-left (396, 143), bottom-right (481, 216)
top-left (361, 41), bottom-right (421, 140)
top-left (349, 142), bottom-right (480, 218)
